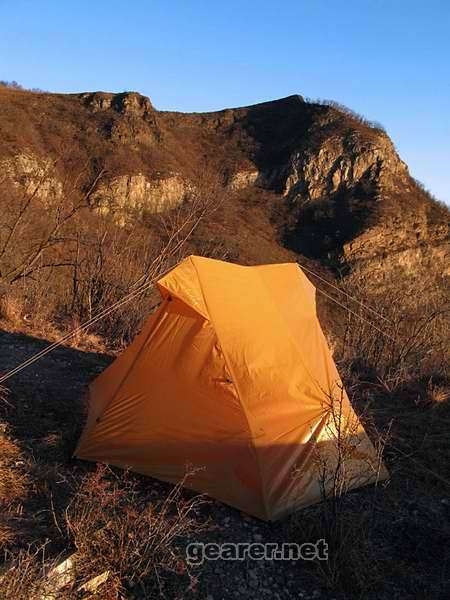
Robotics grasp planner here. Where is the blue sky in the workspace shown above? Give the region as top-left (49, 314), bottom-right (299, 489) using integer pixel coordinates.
top-left (1, 0), bottom-right (449, 203)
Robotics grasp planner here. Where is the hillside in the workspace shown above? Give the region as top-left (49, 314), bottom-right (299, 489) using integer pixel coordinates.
top-left (0, 86), bottom-right (449, 600)
top-left (0, 86), bottom-right (448, 283)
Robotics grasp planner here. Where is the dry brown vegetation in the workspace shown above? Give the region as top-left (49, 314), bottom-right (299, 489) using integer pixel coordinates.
top-left (0, 162), bottom-right (226, 347)
top-left (65, 467), bottom-right (209, 596)
top-left (0, 467), bottom-right (209, 599)
top-left (292, 381), bottom-right (390, 594)
top-left (304, 97), bottom-right (387, 133)
top-left (0, 408), bottom-right (29, 550)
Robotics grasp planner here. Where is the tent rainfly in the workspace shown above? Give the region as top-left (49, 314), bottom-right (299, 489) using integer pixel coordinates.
top-left (75, 256), bottom-right (388, 520)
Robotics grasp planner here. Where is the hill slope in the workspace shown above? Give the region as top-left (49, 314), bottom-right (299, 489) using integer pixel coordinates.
top-left (1, 86), bottom-right (448, 277)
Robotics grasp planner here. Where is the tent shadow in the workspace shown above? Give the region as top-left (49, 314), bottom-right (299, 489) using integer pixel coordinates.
top-left (0, 328), bottom-right (112, 461)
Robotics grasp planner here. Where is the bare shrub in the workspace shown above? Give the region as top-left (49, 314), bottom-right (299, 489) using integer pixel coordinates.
top-left (0, 431), bottom-right (28, 506)
top-left (0, 162), bottom-right (99, 286)
top-left (426, 378), bottom-right (450, 406)
top-left (0, 545), bottom-right (51, 600)
top-left (64, 465), bottom-right (209, 597)
top-left (320, 277), bottom-right (450, 388)
top-left (292, 382), bottom-right (390, 594)
top-left (0, 411), bottom-right (29, 551)
top-left (0, 294), bottom-right (23, 324)
top-left (0, 466), bottom-right (209, 599)
top-left (0, 161), bottom-right (222, 347)
top-left (304, 97), bottom-right (386, 132)
top-left (0, 81), bottom-right (24, 90)
top-left (0, 514), bottom-right (17, 548)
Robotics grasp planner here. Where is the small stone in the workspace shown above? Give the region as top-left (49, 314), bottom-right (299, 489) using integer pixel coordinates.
top-left (78, 570), bottom-right (110, 594)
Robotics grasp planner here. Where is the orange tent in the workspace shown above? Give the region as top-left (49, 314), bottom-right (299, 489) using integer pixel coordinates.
top-left (75, 256), bottom-right (387, 520)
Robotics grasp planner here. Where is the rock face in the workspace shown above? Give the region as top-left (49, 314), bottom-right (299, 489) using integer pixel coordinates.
top-left (80, 91), bottom-right (161, 145)
top-left (91, 173), bottom-right (186, 224)
top-left (227, 169), bottom-right (261, 190)
top-left (282, 133), bottom-right (409, 201)
top-left (80, 90), bottom-right (156, 119)
top-left (0, 86), bottom-right (447, 296)
top-left (342, 213), bottom-right (449, 300)
top-left (1, 153), bottom-right (63, 203)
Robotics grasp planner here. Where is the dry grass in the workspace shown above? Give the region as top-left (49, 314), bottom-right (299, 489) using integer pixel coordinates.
top-left (0, 411), bottom-right (29, 551)
top-left (62, 316), bottom-right (107, 353)
top-left (0, 295), bottom-right (23, 325)
top-left (320, 275), bottom-right (450, 385)
top-left (0, 465), bottom-right (209, 600)
top-left (0, 429), bottom-right (28, 507)
top-left (426, 379), bottom-right (450, 405)
top-left (0, 517), bottom-right (17, 548)
top-left (0, 545), bottom-right (50, 600)
top-left (65, 465), bottom-right (209, 597)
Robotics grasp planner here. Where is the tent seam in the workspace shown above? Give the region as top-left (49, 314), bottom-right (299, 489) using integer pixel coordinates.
top-left (157, 257), bottom-right (209, 319)
top-left (190, 257), bottom-right (270, 520)
top-left (257, 266), bottom-right (335, 402)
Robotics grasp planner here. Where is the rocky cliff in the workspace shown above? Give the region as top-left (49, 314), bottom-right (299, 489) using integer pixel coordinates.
top-left (0, 86), bottom-right (448, 303)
